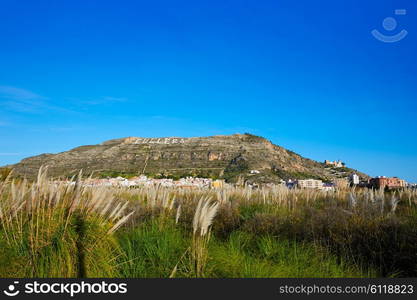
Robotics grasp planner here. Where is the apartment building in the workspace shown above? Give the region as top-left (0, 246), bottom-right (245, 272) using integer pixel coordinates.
top-left (297, 179), bottom-right (323, 189)
top-left (369, 176), bottom-right (406, 189)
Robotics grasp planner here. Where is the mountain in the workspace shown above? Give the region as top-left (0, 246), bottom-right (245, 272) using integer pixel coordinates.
top-left (5, 134), bottom-right (368, 183)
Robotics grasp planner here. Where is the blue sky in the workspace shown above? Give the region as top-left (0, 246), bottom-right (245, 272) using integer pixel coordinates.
top-left (1, 0), bottom-right (416, 182)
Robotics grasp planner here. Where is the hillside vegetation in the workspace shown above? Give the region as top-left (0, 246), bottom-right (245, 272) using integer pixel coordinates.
top-left (6, 134), bottom-right (367, 183)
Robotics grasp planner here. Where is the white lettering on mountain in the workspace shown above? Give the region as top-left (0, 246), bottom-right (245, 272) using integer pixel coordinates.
top-left (131, 138), bottom-right (186, 145)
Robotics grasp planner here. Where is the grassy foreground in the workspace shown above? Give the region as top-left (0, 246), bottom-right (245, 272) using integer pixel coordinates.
top-left (1, 168), bottom-right (416, 278)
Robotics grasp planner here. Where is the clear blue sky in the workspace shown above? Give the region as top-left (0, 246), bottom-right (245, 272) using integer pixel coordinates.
top-left (1, 0), bottom-right (416, 182)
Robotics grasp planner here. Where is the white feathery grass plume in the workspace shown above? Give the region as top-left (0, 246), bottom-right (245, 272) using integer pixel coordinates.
top-left (199, 201), bottom-right (219, 236)
top-left (380, 194), bottom-right (385, 214)
top-left (348, 192), bottom-right (357, 208)
top-left (364, 190), bottom-right (369, 206)
top-left (369, 190), bottom-right (375, 204)
top-left (0, 167), bottom-right (135, 251)
top-left (108, 211), bottom-right (135, 234)
top-left (192, 197), bottom-right (204, 235)
top-left (244, 187), bottom-right (252, 201)
top-left (107, 202), bottom-right (122, 221)
top-left (216, 189), bottom-right (228, 204)
top-left (111, 201), bottom-right (129, 221)
top-left (191, 195), bottom-right (218, 277)
top-left (390, 195), bottom-right (399, 213)
top-left (168, 195), bottom-right (176, 211)
top-left (175, 204), bottom-right (181, 224)
top-left (192, 196), bottom-right (219, 236)
top-left (261, 188), bottom-right (267, 204)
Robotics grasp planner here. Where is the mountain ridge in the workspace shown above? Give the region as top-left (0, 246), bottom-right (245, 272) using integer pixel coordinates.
top-left (5, 133), bottom-right (368, 183)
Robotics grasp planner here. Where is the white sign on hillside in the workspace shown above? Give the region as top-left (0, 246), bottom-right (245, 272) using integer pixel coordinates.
top-left (132, 138), bottom-right (187, 145)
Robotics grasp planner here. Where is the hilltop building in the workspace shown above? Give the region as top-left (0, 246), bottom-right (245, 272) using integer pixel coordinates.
top-left (324, 160), bottom-right (345, 168)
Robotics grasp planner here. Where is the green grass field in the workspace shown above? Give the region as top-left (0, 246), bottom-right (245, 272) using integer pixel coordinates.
top-left (1, 168), bottom-right (416, 278)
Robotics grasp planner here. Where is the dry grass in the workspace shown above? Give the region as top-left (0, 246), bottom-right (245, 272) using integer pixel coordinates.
top-left (1, 168), bottom-right (416, 277)
top-left (0, 167), bottom-right (134, 277)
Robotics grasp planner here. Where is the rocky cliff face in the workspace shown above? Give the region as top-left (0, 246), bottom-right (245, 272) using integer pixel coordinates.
top-left (7, 134), bottom-right (367, 183)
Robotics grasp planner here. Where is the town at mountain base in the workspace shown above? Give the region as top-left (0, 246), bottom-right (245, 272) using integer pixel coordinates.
top-left (4, 133), bottom-right (409, 189)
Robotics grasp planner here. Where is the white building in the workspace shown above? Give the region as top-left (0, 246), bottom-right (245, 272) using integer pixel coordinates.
top-left (349, 173), bottom-right (360, 185)
top-left (324, 160), bottom-right (345, 168)
top-left (297, 179), bottom-right (323, 189)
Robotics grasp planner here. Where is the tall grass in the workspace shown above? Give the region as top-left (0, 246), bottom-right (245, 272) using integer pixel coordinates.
top-left (1, 168), bottom-right (416, 277)
top-left (117, 219), bottom-right (188, 277)
top-left (208, 231), bottom-right (372, 277)
top-left (0, 168), bottom-right (133, 277)
top-left (191, 196), bottom-right (218, 277)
